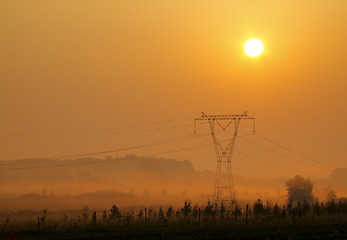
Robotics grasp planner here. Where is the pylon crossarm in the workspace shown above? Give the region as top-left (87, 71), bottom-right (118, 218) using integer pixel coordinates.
top-left (194, 112), bottom-right (255, 134)
top-left (216, 119), bottom-right (233, 130)
top-left (194, 112), bottom-right (254, 121)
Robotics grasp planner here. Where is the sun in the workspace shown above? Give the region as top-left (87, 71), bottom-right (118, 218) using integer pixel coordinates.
top-left (244, 38), bottom-right (264, 57)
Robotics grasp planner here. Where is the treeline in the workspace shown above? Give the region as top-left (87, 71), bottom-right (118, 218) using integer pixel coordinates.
top-left (250, 198), bottom-right (347, 220)
top-left (1, 198), bottom-right (347, 234)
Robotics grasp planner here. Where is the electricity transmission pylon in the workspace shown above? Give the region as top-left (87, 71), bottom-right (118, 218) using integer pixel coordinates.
top-left (194, 112), bottom-right (255, 205)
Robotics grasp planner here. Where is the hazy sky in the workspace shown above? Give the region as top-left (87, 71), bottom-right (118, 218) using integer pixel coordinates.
top-left (1, 1), bottom-right (346, 178)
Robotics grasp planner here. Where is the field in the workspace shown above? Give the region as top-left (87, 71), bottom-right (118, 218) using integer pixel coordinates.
top-left (1, 199), bottom-right (347, 240)
top-left (2, 224), bottom-right (347, 240)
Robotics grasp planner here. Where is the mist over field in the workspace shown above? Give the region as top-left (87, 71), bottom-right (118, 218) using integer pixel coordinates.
top-left (1, 155), bottom-right (345, 211)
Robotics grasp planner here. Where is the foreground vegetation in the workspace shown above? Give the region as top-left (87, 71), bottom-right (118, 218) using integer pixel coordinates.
top-left (1, 198), bottom-right (347, 239)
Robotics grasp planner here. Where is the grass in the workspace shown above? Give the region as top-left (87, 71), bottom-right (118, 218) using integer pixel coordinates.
top-left (1, 199), bottom-right (347, 239)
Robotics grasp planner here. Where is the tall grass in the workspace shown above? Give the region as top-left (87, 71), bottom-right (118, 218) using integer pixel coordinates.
top-left (1, 198), bottom-right (346, 235)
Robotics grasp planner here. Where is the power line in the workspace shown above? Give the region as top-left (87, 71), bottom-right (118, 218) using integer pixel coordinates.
top-left (253, 119), bottom-right (337, 169)
top-left (162, 133), bottom-right (317, 177)
top-left (195, 132), bottom-right (312, 176)
top-left (239, 137), bottom-right (319, 169)
top-left (234, 151), bottom-right (310, 176)
top-left (0, 124), bottom-right (193, 138)
top-left (222, 131), bottom-right (332, 172)
top-left (0, 120), bottom-right (331, 179)
top-left (0, 131), bottom-right (248, 171)
top-left (254, 133), bottom-right (335, 169)
top-left (0, 133), bottom-right (200, 166)
top-left (0, 131), bottom-right (322, 179)
top-left (0, 157), bottom-right (132, 171)
top-left (0, 139), bottom-right (215, 171)
top-left (0, 115), bottom-right (196, 138)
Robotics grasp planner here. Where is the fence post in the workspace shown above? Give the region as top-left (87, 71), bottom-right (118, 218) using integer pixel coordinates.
top-left (198, 208), bottom-right (201, 228)
top-left (246, 204), bottom-right (249, 227)
top-left (144, 208), bottom-right (147, 232)
top-left (93, 211), bottom-right (97, 228)
top-left (37, 216), bottom-right (40, 233)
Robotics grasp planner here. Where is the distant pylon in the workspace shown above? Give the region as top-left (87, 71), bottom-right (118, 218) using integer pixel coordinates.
top-left (194, 112), bottom-right (255, 205)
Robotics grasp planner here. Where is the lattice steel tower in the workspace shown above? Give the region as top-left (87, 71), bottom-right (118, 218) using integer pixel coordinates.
top-left (194, 112), bottom-right (255, 205)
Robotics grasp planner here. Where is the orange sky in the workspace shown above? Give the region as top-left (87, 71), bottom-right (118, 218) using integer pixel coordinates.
top-left (1, 1), bottom-right (347, 179)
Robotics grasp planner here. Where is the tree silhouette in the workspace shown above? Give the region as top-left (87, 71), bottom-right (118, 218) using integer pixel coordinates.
top-left (302, 200), bottom-right (310, 218)
top-left (82, 206), bottom-right (90, 223)
top-left (286, 175), bottom-right (314, 206)
top-left (233, 204), bottom-right (242, 220)
top-left (158, 207), bottom-right (164, 221)
top-left (219, 203), bottom-right (226, 221)
top-left (326, 188), bottom-right (337, 202)
top-left (102, 209), bottom-right (107, 223)
top-left (109, 204), bottom-right (121, 223)
top-left (191, 205), bottom-right (199, 223)
top-left (326, 199), bottom-right (337, 218)
top-left (273, 204), bottom-right (281, 220)
top-left (138, 209), bottom-right (143, 220)
top-left (41, 209), bottom-right (47, 223)
top-left (182, 199), bottom-right (192, 222)
top-left (203, 200), bottom-right (214, 219)
top-left (281, 205), bottom-right (287, 219)
top-left (313, 201), bottom-right (321, 219)
top-left (253, 199), bottom-right (265, 217)
top-left (166, 206), bottom-right (174, 219)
